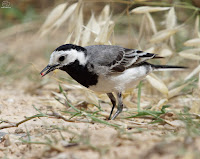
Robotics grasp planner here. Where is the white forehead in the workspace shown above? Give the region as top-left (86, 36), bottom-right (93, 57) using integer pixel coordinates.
top-left (49, 49), bottom-right (87, 65)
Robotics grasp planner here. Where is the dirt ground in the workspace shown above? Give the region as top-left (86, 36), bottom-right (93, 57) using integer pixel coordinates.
top-left (1, 86), bottom-right (200, 159)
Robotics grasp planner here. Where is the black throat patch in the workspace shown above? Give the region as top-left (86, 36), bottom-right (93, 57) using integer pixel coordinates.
top-left (59, 60), bottom-right (98, 88)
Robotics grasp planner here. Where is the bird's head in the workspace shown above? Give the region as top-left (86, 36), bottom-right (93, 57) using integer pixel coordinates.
top-left (40, 44), bottom-right (87, 77)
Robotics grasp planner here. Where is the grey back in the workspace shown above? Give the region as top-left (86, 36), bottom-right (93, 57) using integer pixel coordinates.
top-left (85, 45), bottom-right (124, 66)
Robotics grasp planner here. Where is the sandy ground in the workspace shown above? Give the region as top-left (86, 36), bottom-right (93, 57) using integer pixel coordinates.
top-left (0, 84), bottom-right (200, 159)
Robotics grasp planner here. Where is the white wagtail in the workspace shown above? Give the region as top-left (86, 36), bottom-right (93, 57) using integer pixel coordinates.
top-left (40, 44), bottom-right (186, 120)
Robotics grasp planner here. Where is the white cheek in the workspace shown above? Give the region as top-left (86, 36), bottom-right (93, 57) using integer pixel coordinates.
top-left (77, 53), bottom-right (87, 65)
top-left (65, 54), bottom-right (76, 64)
top-left (66, 50), bottom-right (87, 65)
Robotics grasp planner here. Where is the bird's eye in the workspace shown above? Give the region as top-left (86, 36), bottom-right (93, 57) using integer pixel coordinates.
top-left (59, 56), bottom-right (65, 62)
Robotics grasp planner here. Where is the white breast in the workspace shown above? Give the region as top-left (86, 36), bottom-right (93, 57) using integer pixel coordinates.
top-left (89, 65), bottom-right (152, 93)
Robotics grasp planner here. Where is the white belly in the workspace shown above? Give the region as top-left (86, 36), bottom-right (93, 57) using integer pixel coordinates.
top-left (89, 65), bottom-right (152, 93)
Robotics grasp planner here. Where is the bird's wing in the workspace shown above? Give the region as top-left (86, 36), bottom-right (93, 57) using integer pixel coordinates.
top-left (85, 45), bottom-right (160, 72)
top-left (107, 48), bottom-right (160, 72)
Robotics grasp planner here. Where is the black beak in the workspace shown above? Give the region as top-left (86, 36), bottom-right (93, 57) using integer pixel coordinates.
top-left (40, 64), bottom-right (59, 77)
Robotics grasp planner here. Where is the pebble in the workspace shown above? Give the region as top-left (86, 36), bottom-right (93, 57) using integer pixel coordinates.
top-left (15, 128), bottom-right (25, 134)
top-left (4, 134), bottom-right (11, 147)
top-left (7, 98), bottom-right (14, 103)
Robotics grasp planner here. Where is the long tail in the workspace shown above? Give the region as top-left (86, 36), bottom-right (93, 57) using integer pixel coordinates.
top-left (150, 63), bottom-right (188, 71)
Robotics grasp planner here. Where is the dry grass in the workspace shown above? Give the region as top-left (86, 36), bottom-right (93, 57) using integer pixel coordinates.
top-left (0, 1), bottom-right (200, 159)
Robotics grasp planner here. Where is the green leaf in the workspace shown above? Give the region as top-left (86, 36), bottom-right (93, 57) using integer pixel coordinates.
top-left (161, 105), bottom-right (171, 113)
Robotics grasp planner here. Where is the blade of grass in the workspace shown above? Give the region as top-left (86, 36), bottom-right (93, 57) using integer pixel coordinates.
top-left (25, 125), bottom-right (31, 142)
top-left (88, 115), bottom-right (120, 128)
top-left (32, 105), bottom-right (46, 116)
top-left (69, 112), bottom-right (82, 120)
top-left (137, 81), bottom-right (142, 112)
top-left (125, 105), bottom-right (170, 119)
top-left (59, 84), bottom-right (81, 112)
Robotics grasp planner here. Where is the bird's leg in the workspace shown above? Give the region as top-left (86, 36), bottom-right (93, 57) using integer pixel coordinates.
top-left (107, 93), bottom-right (116, 120)
top-left (111, 92), bottom-right (123, 120)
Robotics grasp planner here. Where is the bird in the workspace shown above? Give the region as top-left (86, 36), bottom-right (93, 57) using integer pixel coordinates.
top-left (40, 44), bottom-right (186, 120)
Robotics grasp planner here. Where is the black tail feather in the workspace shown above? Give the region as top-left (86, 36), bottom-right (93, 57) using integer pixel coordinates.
top-left (151, 63), bottom-right (188, 71)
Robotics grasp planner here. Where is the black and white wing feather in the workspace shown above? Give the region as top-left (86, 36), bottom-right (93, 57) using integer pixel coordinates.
top-left (107, 48), bottom-right (160, 72)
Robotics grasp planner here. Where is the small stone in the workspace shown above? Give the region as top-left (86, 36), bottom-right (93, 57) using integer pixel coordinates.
top-left (15, 128), bottom-right (24, 134)
top-left (170, 120), bottom-right (185, 127)
top-left (7, 98), bottom-right (14, 103)
top-left (4, 134), bottom-right (11, 147)
top-left (0, 132), bottom-right (7, 142)
top-left (51, 152), bottom-right (69, 159)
